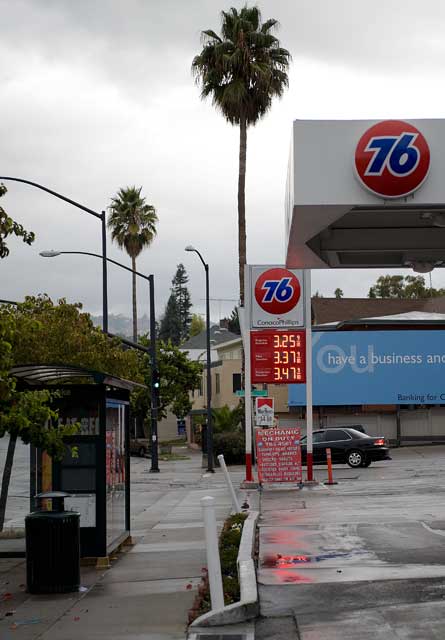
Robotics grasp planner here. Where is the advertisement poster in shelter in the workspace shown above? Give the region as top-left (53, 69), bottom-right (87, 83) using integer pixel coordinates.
top-left (256, 428), bottom-right (302, 483)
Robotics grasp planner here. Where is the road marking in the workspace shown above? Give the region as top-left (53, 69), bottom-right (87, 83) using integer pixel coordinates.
top-left (420, 521), bottom-right (445, 537)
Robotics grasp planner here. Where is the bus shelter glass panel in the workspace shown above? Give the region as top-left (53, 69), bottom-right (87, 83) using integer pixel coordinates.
top-left (106, 399), bottom-right (127, 549)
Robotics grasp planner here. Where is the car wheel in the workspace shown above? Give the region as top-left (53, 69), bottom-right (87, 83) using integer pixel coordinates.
top-left (347, 449), bottom-right (364, 468)
top-left (139, 446), bottom-right (146, 457)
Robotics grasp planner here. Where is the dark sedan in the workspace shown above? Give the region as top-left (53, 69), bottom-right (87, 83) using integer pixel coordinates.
top-left (299, 428), bottom-right (391, 468)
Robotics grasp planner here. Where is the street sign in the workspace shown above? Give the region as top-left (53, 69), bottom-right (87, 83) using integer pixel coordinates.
top-left (250, 265), bottom-right (304, 329)
top-left (256, 428), bottom-right (302, 483)
top-left (255, 397), bottom-right (274, 427)
top-left (250, 330), bottom-right (306, 384)
top-left (235, 389), bottom-right (268, 397)
top-left (355, 120), bottom-right (430, 199)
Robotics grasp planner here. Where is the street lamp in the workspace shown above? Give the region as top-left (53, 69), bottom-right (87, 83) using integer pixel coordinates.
top-left (185, 245), bottom-right (214, 473)
top-left (40, 249), bottom-right (160, 473)
top-left (0, 177), bottom-right (108, 332)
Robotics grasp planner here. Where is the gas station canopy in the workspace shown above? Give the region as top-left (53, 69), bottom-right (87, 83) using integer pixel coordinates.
top-left (285, 119), bottom-right (445, 272)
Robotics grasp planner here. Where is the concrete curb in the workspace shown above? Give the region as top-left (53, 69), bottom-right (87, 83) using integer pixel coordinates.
top-left (190, 510), bottom-right (259, 628)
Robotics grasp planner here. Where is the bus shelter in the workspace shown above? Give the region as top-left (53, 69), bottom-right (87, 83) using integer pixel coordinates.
top-left (12, 364), bottom-right (146, 564)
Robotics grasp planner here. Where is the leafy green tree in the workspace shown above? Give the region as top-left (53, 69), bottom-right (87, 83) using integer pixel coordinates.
top-left (368, 274), bottom-right (445, 299)
top-left (334, 288), bottom-right (344, 299)
top-left (108, 186), bottom-right (158, 341)
top-left (159, 264), bottom-right (193, 344)
top-left (171, 263), bottom-right (192, 341)
top-left (368, 275), bottom-right (405, 298)
top-left (212, 403), bottom-right (243, 434)
top-left (0, 184), bottom-right (34, 259)
top-left (0, 296), bottom-right (142, 530)
top-left (192, 6), bottom-right (291, 304)
top-left (132, 338), bottom-right (202, 431)
top-left (158, 294), bottom-right (182, 345)
top-left (190, 313), bottom-right (205, 337)
top-left (10, 295), bottom-right (141, 380)
top-left (227, 307), bottom-right (240, 334)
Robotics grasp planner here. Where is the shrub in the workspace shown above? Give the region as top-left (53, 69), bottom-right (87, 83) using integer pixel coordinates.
top-left (213, 432), bottom-right (244, 465)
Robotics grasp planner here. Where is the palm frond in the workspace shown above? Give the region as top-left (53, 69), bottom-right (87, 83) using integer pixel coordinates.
top-left (108, 186), bottom-right (158, 259)
top-left (192, 5), bottom-right (290, 126)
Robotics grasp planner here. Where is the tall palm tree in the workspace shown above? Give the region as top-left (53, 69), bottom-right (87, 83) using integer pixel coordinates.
top-left (192, 5), bottom-right (291, 304)
top-left (108, 186), bottom-right (158, 341)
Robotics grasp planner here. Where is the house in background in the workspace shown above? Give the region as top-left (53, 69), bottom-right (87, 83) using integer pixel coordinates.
top-left (184, 328), bottom-right (293, 447)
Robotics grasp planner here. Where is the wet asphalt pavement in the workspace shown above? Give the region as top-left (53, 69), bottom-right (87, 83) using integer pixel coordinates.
top-left (256, 446), bottom-right (445, 639)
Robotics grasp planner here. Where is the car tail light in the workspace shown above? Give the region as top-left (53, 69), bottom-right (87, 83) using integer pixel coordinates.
top-left (374, 438), bottom-right (385, 446)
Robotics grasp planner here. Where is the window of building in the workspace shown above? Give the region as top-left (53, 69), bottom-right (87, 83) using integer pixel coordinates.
top-left (232, 373), bottom-right (242, 394)
top-left (215, 373), bottom-right (220, 395)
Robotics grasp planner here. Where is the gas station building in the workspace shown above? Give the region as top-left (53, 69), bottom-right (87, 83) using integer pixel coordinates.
top-left (285, 119), bottom-right (445, 444)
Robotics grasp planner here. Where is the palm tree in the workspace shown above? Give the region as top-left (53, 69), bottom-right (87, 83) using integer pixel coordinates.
top-left (108, 186), bottom-right (157, 341)
top-left (192, 5), bottom-right (291, 304)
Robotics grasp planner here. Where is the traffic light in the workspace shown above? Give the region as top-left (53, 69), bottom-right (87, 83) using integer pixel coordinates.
top-left (152, 369), bottom-right (160, 390)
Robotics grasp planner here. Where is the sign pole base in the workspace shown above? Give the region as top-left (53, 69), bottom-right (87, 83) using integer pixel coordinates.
top-left (306, 452), bottom-right (313, 482)
top-left (245, 452), bottom-right (253, 482)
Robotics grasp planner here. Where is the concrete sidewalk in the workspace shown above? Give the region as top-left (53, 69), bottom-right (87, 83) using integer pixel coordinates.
top-left (0, 447), bottom-right (253, 640)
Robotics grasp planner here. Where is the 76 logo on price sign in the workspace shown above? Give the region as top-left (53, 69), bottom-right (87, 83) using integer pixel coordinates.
top-left (260, 277), bottom-right (294, 303)
top-left (250, 266), bottom-right (304, 328)
top-left (355, 120), bottom-right (430, 199)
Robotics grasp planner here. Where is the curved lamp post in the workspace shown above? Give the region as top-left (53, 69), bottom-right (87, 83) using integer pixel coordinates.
top-left (185, 245), bottom-right (214, 473)
top-left (40, 250), bottom-right (159, 473)
top-left (0, 177), bottom-right (108, 332)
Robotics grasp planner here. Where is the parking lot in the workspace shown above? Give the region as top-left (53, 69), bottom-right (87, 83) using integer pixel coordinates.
top-left (258, 445), bottom-right (445, 639)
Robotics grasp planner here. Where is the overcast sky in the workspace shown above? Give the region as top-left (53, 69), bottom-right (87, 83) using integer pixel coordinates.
top-left (2, 0), bottom-right (445, 322)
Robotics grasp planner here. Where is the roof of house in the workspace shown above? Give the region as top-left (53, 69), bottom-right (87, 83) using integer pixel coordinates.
top-left (312, 296), bottom-right (445, 325)
top-left (316, 311), bottom-right (445, 330)
top-left (181, 326), bottom-right (240, 350)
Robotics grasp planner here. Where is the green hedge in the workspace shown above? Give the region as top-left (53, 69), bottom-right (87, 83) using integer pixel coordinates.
top-left (213, 432), bottom-right (244, 465)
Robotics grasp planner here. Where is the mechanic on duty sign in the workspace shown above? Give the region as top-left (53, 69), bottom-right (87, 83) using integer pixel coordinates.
top-left (256, 428), bottom-right (302, 483)
top-left (250, 265), bottom-right (304, 329)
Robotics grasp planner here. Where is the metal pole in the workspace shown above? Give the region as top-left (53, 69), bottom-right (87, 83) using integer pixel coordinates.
top-left (201, 496), bottom-right (224, 610)
top-left (217, 454), bottom-right (241, 513)
top-left (205, 264), bottom-right (214, 473)
top-left (149, 275), bottom-right (159, 472)
top-left (304, 269), bottom-right (314, 481)
top-left (101, 212), bottom-right (108, 333)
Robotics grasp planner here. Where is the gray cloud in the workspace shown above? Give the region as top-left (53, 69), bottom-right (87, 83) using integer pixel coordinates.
top-left (2, 0), bottom-right (445, 324)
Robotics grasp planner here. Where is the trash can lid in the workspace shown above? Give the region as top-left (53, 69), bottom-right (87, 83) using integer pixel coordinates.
top-left (36, 491), bottom-right (73, 499)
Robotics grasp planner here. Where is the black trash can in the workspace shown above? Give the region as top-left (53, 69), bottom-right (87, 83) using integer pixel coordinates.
top-left (26, 491), bottom-right (80, 594)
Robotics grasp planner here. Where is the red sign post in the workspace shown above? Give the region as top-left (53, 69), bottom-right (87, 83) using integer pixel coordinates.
top-left (256, 428), bottom-right (302, 484)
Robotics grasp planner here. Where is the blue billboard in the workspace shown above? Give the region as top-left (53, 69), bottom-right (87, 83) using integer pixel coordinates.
top-left (288, 330), bottom-right (445, 406)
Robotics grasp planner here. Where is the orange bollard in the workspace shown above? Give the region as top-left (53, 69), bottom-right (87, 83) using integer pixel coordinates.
top-left (324, 448), bottom-right (338, 485)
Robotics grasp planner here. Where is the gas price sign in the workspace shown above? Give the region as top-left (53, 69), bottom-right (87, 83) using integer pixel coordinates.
top-left (251, 330), bottom-right (306, 384)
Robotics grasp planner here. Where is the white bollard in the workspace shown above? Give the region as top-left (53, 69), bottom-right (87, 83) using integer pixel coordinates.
top-left (217, 454), bottom-right (241, 513)
top-left (201, 496), bottom-right (224, 611)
